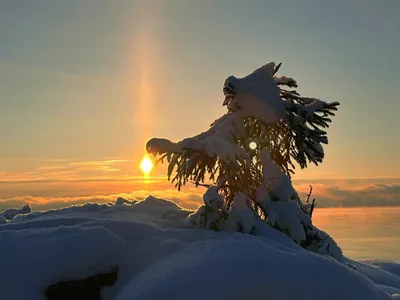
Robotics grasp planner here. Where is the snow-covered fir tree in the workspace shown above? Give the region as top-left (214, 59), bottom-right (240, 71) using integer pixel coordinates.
top-left (145, 62), bottom-right (342, 261)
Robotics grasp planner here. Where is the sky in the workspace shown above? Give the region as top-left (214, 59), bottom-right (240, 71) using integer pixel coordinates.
top-left (0, 0), bottom-right (399, 210)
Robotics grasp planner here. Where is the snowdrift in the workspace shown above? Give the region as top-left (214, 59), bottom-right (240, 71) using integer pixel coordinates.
top-left (1, 196), bottom-right (399, 300)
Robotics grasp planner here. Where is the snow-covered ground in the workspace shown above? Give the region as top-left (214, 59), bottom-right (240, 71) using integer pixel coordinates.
top-left (1, 196), bottom-right (399, 300)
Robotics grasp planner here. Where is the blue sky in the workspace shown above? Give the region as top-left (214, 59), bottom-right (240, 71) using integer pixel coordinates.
top-left (0, 0), bottom-right (399, 204)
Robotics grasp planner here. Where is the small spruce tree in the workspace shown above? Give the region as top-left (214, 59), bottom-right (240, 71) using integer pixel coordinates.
top-left (145, 62), bottom-right (342, 260)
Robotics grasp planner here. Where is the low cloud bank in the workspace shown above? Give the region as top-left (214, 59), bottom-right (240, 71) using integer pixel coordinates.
top-left (0, 190), bottom-right (202, 212)
top-left (1, 180), bottom-right (400, 212)
top-left (294, 182), bottom-right (400, 208)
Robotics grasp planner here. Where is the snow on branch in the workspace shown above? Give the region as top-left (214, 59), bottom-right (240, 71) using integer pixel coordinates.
top-left (223, 62), bottom-right (286, 124)
top-left (274, 76), bottom-right (298, 88)
top-left (281, 90), bottom-right (340, 169)
top-left (222, 62), bottom-right (340, 174)
top-left (146, 112), bottom-right (250, 190)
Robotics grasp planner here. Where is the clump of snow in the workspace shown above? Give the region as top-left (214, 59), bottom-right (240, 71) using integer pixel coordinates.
top-left (260, 148), bottom-right (295, 200)
top-left (267, 200), bottom-right (310, 243)
top-left (221, 193), bottom-right (256, 234)
top-left (202, 185), bottom-right (225, 209)
top-left (181, 112), bottom-right (249, 164)
top-left (146, 138), bottom-right (183, 155)
top-left (147, 113), bottom-right (248, 166)
top-left (223, 62), bottom-right (286, 124)
top-left (1, 196), bottom-right (399, 300)
top-left (274, 75), bottom-right (298, 87)
top-left (183, 204), bottom-right (208, 228)
top-left (305, 225), bottom-right (343, 261)
top-left (183, 184), bottom-right (229, 230)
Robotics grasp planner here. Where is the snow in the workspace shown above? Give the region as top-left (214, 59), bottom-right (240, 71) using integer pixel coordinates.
top-left (183, 184), bottom-right (229, 230)
top-left (1, 196), bottom-right (399, 299)
top-left (221, 193), bottom-right (256, 233)
top-left (181, 112), bottom-right (248, 163)
top-left (146, 138), bottom-right (183, 155)
top-left (267, 200), bottom-right (310, 243)
top-left (260, 148), bottom-right (295, 200)
top-left (0, 226), bottom-right (123, 299)
top-left (0, 204), bottom-right (31, 222)
top-left (147, 112), bottom-right (248, 165)
top-left (223, 62), bottom-right (286, 124)
top-left (274, 75), bottom-right (298, 87)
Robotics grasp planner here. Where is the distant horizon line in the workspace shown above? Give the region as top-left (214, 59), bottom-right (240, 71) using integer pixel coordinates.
top-left (1, 198), bottom-right (399, 214)
top-left (0, 176), bottom-right (399, 184)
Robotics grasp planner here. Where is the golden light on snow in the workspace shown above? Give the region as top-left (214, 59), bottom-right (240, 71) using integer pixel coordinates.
top-left (249, 142), bottom-right (257, 150)
top-left (140, 157), bottom-right (153, 175)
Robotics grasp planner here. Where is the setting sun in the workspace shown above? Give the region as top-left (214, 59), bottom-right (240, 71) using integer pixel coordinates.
top-left (140, 157), bottom-right (153, 175)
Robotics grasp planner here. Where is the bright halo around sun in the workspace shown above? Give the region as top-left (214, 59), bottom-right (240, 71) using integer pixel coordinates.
top-left (140, 156), bottom-right (153, 176)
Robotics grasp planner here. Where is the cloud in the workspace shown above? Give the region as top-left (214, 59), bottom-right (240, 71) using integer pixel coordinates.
top-left (0, 190), bottom-right (203, 212)
top-left (1, 180), bottom-right (400, 213)
top-left (0, 158), bottom-right (136, 183)
top-left (293, 181), bottom-right (400, 208)
top-left (0, 62), bottom-right (107, 84)
top-left (69, 160), bottom-right (128, 166)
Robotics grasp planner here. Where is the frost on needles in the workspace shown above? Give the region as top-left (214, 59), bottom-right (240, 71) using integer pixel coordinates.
top-left (146, 62), bottom-right (342, 261)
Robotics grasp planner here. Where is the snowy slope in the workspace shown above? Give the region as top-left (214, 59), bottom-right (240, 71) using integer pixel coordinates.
top-left (1, 196), bottom-right (399, 300)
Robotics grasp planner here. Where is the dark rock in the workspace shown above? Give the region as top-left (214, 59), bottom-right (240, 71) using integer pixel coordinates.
top-left (45, 269), bottom-right (118, 300)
